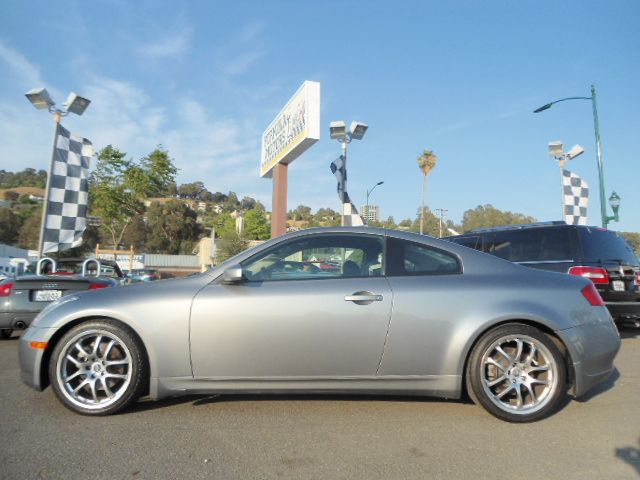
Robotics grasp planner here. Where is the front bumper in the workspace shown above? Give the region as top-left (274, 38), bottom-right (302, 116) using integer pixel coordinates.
top-left (19, 326), bottom-right (58, 391)
top-left (559, 313), bottom-right (621, 398)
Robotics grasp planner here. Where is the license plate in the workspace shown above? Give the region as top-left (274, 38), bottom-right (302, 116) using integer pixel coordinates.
top-left (612, 280), bottom-right (625, 292)
top-left (34, 290), bottom-right (62, 302)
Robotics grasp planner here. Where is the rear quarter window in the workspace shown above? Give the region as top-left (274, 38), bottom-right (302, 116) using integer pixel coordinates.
top-left (387, 237), bottom-right (461, 276)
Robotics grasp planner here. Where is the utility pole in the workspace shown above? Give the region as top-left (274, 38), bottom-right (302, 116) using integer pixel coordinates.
top-left (435, 208), bottom-right (448, 238)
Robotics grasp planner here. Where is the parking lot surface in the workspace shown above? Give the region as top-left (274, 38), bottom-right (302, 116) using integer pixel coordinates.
top-left (1, 330), bottom-right (639, 480)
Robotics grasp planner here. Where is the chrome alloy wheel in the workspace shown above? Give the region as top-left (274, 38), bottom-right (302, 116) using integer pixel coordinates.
top-left (55, 329), bottom-right (133, 410)
top-left (480, 334), bottom-right (559, 416)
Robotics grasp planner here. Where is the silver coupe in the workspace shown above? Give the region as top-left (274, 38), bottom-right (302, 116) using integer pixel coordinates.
top-left (19, 227), bottom-right (620, 422)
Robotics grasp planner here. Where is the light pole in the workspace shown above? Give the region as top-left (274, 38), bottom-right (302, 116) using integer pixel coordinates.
top-left (435, 208), bottom-right (448, 238)
top-left (533, 85), bottom-right (614, 227)
top-left (364, 181), bottom-right (384, 224)
top-left (330, 120), bottom-right (368, 226)
top-left (25, 88), bottom-right (91, 258)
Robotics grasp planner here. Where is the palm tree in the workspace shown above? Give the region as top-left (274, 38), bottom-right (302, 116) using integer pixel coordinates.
top-left (417, 149), bottom-right (437, 235)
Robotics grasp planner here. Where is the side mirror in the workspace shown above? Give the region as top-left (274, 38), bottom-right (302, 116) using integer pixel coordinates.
top-left (222, 265), bottom-right (244, 284)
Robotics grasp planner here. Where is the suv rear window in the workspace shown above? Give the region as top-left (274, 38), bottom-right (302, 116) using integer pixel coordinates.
top-left (485, 228), bottom-right (573, 262)
top-left (579, 229), bottom-right (639, 266)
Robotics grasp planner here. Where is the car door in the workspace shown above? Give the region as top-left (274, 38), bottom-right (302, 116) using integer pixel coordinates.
top-left (189, 233), bottom-right (392, 378)
top-left (379, 236), bottom-right (466, 377)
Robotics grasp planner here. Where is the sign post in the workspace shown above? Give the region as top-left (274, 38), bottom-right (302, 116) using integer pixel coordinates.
top-left (261, 81), bottom-right (320, 237)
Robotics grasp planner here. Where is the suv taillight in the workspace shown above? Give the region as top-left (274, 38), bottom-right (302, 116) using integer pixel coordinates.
top-left (568, 266), bottom-right (610, 284)
top-left (0, 282), bottom-right (14, 297)
top-left (88, 283), bottom-right (108, 290)
top-left (635, 271), bottom-right (640, 286)
top-left (581, 283), bottom-right (605, 306)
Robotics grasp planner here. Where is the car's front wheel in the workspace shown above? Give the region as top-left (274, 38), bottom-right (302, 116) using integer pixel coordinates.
top-left (466, 323), bottom-right (567, 422)
top-left (0, 329), bottom-right (12, 339)
top-left (49, 320), bottom-right (147, 415)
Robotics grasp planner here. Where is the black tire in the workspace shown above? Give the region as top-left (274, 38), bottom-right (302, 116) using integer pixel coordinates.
top-left (466, 323), bottom-right (567, 423)
top-left (48, 319), bottom-right (147, 415)
top-left (0, 329), bottom-right (12, 339)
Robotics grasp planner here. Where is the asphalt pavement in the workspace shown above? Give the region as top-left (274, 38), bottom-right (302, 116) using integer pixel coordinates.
top-left (1, 330), bottom-right (639, 480)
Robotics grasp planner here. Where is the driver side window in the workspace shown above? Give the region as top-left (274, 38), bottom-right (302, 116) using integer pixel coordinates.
top-left (241, 234), bottom-right (384, 282)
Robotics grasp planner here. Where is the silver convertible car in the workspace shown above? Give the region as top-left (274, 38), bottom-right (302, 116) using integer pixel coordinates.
top-left (19, 227), bottom-right (620, 422)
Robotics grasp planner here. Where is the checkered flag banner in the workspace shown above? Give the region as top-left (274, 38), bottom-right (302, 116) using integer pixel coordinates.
top-left (42, 124), bottom-right (93, 253)
top-left (330, 155), bottom-right (364, 226)
top-left (562, 169), bottom-right (589, 226)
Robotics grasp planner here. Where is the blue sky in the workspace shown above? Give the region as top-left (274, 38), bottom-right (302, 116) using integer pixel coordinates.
top-left (1, 0), bottom-right (638, 231)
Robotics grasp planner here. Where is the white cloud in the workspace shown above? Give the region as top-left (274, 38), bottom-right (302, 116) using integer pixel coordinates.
top-left (137, 30), bottom-right (192, 58)
top-left (0, 41), bottom-right (47, 88)
top-left (221, 50), bottom-right (265, 77)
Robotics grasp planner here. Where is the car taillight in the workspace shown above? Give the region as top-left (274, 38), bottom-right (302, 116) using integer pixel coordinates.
top-left (581, 283), bottom-right (605, 306)
top-left (0, 282), bottom-right (14, 297)
top-left (568, 266), bottom-right (609, 284)
top-left (88, 283), bottom-right (108, 290)
top-left (635, 271), bottom-right (640, 286)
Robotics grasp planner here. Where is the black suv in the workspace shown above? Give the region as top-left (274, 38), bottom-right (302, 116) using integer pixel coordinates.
top-left (445, 222), bottom-right (640, 327)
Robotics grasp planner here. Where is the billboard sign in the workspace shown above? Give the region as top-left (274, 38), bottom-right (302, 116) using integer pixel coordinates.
top-left (260, 81), bottom-right (320, 178)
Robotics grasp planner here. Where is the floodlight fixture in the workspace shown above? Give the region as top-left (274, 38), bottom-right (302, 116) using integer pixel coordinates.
top-left (548, 141), bottom-right (564, 159)
top-left (65, 92), bottom-right (91, 116)
top-left (349, 121), bottom-right (368, 140)
top-left (25, 88), bottom-right (54, 110)
top-left (329, 121), bottom-right (347, 140)
top-left (566, 144), bottom-right (585, 160)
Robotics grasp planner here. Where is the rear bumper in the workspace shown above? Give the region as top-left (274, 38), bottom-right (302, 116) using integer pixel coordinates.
top-left (606, 301), bottom-right (640, 321)
top-left (558, 311), bottom-right (620, 398)
top-left (0, 312), bottom-right (38, 330)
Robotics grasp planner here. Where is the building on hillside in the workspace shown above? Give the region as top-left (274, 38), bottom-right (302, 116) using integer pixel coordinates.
top-left (0, 244), bottom-right (37, 276)
top-left (361, 204), bottom-right (380, 224)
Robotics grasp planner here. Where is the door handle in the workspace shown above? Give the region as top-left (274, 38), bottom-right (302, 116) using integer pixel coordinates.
top-left (344, 292), bottom-right (383, 303)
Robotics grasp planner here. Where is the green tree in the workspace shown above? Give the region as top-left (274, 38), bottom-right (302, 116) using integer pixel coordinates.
top-left (620, 232), bottom-right (640, 256)
top-left (461, 204), bottom-right (536, 232)
top-left (217, 230), bottom-right (249, 262)
top-left (146, 200), bottom-right (201, 254)
top-left (91, 145), bottom-right (177, 248)
top-left (18, 206), bottom-right (42, 250)
top-left (120, 216), bottom-right (147, 251)
top-left (0, 207), bottom-right (21, 245)
top-left (289, 205), bottom-right (312, 221)
top-left (244, 208), bottom-right (270, 240)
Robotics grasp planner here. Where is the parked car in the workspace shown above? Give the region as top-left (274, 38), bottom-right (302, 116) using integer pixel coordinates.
top-left (128, 268), bottom-right (161, 282)
top-left (0, 258), bottom-right (124, 339)
top-left (19, 227), bottom-right (619, 422)
top-left (444, 222), bottom-right (640, 328)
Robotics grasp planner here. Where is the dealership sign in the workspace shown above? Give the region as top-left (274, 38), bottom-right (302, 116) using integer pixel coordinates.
top-left (260, 81), bottom-right (320, 178)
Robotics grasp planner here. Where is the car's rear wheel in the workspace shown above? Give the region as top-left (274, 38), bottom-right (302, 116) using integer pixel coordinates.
top-left (49, 320), bottom-right (147, 415)
top-left (466, 324), bottom-right (567, 422)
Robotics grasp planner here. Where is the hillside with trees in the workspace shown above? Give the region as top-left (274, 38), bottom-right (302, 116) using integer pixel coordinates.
top-left (1, 146), bottom-right (637, 258)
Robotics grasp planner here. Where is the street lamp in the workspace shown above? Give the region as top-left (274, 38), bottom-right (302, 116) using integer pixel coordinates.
top-left (606, 191), bottom-right (621, 226)
top-left (25, 87), bottom-right (91, 258)
top-left (329, 120), bottom-right (368, 226)
top-left (365, 181), bottom-right (384, 224)
top-left (533, 85), bottom-right (612, 227)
